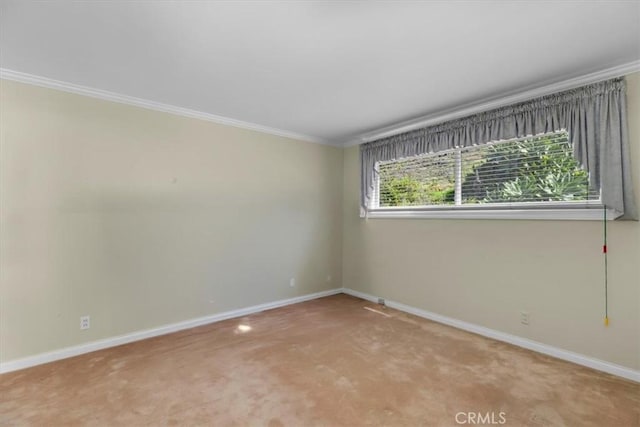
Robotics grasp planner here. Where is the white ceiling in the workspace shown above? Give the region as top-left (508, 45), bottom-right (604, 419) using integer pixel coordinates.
top-left (1, 1), bottom-right (639, 145)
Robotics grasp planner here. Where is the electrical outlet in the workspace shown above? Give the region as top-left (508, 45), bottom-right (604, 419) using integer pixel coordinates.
top-left (378, 298), bottom-right (386, 306)
top-left (80, 315), bottom-right (90, 330)
top-left (520, 311), bottom-right (530, 325)
top-left (289, 278), bottom-right (296, 287)
top-left (326, 275), bottom-right (332, 282)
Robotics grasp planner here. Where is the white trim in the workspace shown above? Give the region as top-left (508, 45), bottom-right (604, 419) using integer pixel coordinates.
top-left (4, 62), bottom-right (638, 149)
top-left (4, 286), bottom-right (637, 382)
top-left (365, 208), bottom-right (619, 221)
top-left (342, 288), bottom-right (640, 383)
top-left (344, 60), bottom-right (640, 147)
top-left (0, 68), bottom-right (337, 147)
top-left (0, 288), bottom-right (342, 374)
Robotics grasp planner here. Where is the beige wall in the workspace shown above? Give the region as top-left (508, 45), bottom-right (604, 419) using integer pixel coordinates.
top-left (2, 72), bottom-right (639, 372)
top-left (0, 80), bottom-right (343, 363)
top-left (342, 72), bottom-right (640, 371)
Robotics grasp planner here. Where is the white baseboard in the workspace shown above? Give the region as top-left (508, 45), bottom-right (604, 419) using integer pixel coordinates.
top-left (4, 287), bottom-right (638, 383)
top-left (342, 288), bottom-right (640, 383)
top-left (0, 288), bottom-right (342, 374)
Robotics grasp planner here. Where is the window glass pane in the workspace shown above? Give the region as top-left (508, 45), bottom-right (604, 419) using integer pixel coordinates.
top-left (373, 131), bottom-right (600, 209)
top-left (378, 151), bottom-right (456, 207)
top-left (460, 132), bottom-right (599, 204)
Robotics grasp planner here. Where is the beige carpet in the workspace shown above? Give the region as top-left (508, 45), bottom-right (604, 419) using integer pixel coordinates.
top-left (1, 294), bottom-right (638, 426)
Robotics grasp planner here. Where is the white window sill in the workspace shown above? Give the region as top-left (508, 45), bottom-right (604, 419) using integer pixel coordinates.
top-left (363, 207), bottom-right (620, 221)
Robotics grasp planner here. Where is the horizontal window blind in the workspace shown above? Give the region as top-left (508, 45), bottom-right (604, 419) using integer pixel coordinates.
top-left (373, 131), bottom-right (600, 209)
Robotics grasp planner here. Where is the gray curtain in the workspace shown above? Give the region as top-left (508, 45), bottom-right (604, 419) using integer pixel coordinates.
top-left (360, 77), bottom-right (637, 220)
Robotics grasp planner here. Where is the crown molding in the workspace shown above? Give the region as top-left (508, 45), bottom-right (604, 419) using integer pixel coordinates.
top-left (0, 68), bottom-right (338, 147)
top-left (3, 61), bottom-right (639, 149)
top-left (343, 60), bottom-right (640, 147)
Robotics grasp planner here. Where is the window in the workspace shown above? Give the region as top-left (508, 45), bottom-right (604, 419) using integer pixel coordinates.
top-left (369, 131), bottom-right (604, 218)
top-left (361, 78), bottom-right (634, 220)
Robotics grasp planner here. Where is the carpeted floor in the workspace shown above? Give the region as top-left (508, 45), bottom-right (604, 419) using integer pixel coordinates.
top-left (1, 294), bottom-right (638, 426)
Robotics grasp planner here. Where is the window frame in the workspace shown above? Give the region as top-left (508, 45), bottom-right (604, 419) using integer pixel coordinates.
top-left (366, 132), bottom-right (617, 221)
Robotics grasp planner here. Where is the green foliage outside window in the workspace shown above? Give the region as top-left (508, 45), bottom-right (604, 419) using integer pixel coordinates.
top-left (379, 175), bottom-right (454, 206)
